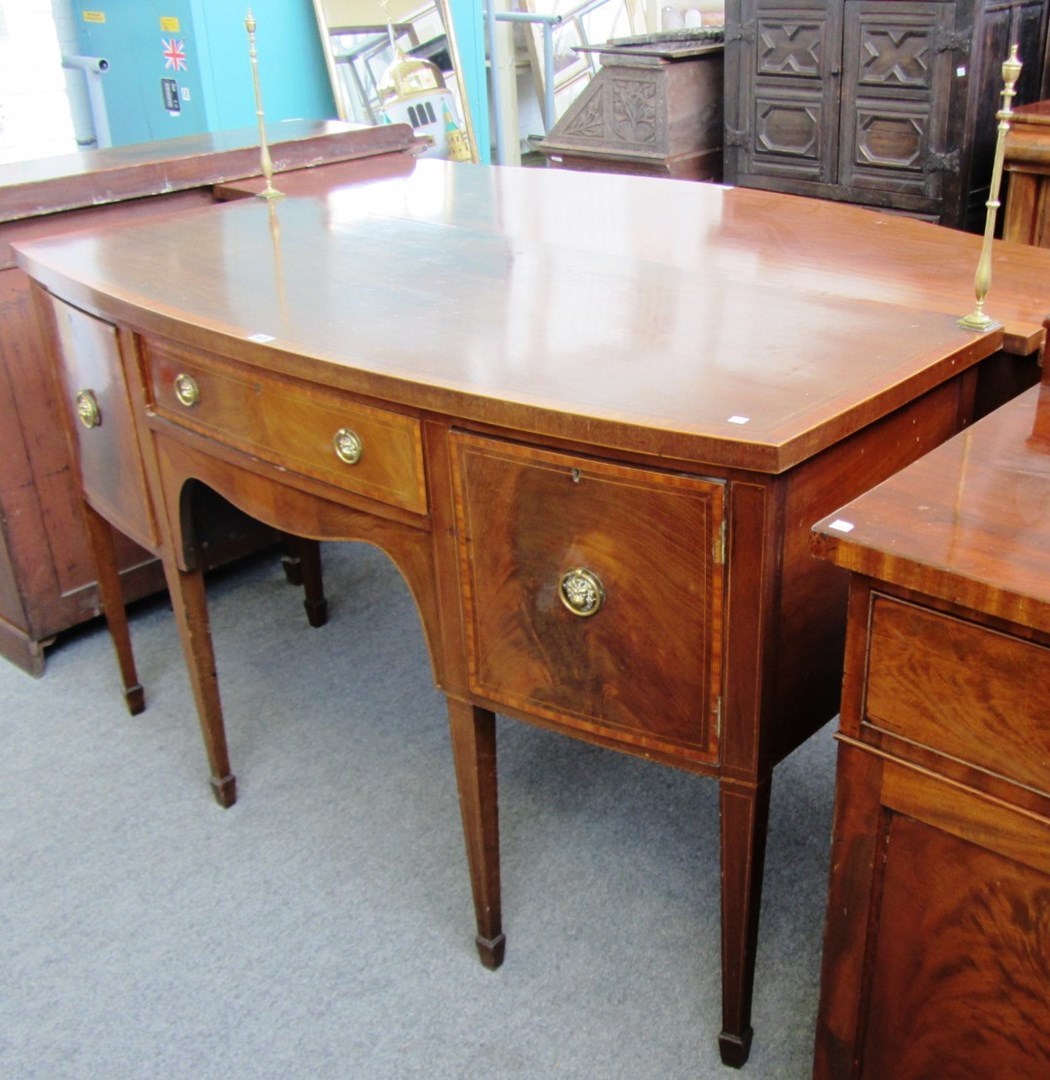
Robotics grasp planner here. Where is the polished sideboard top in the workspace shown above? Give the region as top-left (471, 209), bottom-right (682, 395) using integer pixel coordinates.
top-left (13, 157), bottom-right (1018, 475)
top-left (812, 379), bottom-right (1050, 635)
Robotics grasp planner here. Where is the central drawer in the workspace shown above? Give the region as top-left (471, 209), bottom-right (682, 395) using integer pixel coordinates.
top-left (144, 338), bottom-right (427, 515)
top-left (451, 432), bottom-right (725, 759)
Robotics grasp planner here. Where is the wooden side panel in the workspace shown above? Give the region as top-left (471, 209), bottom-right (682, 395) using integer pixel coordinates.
top-left (813, 740), bottom-right (886, 1080)
top-left (0, 269), bottom-right (41, 628)
top-left (774, 374), bottom-right (972, 762)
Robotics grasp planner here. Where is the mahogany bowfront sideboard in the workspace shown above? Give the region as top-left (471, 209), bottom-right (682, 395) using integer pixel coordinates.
top-left (14, 157), bottom-right (1050, 1067)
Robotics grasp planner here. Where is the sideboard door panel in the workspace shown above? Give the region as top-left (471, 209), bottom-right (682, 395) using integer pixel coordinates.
top-left (47, 296), bottom-right (157, 551)
top-left (451, 433), bottom-right (725, 759)
top-left (859, 809), bottom-right (1050, 1077)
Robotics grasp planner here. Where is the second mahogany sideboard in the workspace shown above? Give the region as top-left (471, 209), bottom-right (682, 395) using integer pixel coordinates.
top-left (15, 159), bottom-right (1050, 1067)
top-left (810, 380), bottom-right (1050, 1077)
top-left (0, 121), bottom-right (420, 675)
top-left (1004, 97), bottom-right (1050, 245)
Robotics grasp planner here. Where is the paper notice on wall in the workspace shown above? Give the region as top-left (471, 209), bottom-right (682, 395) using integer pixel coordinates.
top-left (82, 11), bottom-right (106, 22)
top-left (160, 17), bottom-right (181, 32)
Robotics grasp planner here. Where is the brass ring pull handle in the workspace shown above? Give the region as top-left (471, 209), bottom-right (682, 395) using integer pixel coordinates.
top-left (333, 427), bottom-right (363, 466)
top-left (76, 389), bottom-right (101, 429)
top-left (173, 373), bottom-right (200, 407)
top-left (558, 567), bottom-right (605, 617)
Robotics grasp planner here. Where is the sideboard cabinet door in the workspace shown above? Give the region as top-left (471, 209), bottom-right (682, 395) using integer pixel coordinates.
top-left (450, 432), bottom-right (725, 764)
top-left (47, 296), bottom-right (158, 553)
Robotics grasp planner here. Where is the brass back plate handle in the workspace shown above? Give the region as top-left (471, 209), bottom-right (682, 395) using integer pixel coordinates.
top-left (76, 389), bottom-right (101, 428)
top-left (559, 567), bottom-right (605, 617)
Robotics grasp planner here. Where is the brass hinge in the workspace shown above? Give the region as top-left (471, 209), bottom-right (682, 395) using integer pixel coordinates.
top-left (715, 695), bottom-right (723, 738)
top-left (714, 518), bottom-right (727, 565)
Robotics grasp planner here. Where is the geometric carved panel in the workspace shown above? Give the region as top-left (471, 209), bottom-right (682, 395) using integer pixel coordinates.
top-left (757, 18), bottom-right (825, 77)
top-left (857, 25), bottom-right (934, 88)
top-left (854, 110), bottom-right (926, 170)
top-left (756, 100), bottom-right (820, 158)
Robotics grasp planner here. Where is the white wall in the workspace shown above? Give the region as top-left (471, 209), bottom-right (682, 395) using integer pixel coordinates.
top-left (51, 0), bottom-right (96, 148)
top-left (0, 0), bottom-right (77, 164)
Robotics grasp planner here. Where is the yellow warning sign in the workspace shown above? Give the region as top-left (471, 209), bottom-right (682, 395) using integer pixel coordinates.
top-left (160, 17), bottom-right (181, 32)
top-left (82, 11), bottom-right (106, 22)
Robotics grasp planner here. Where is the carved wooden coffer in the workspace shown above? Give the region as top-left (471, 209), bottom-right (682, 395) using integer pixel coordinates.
top-left (537, 37), bottom-right (725, 181)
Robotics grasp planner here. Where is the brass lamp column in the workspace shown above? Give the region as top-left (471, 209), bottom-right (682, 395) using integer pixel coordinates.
top-left (245, 9), bottom-right (283, 200)
top-left (959, 45), bottom-right (1023, 331)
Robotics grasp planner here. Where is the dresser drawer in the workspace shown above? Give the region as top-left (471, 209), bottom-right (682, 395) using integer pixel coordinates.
top-left (865, 595), bottom-right (1050, 795)
top-left (145, 339), bottom-right (426, 515)
top-left (451, 432), bottom-right (725, 759)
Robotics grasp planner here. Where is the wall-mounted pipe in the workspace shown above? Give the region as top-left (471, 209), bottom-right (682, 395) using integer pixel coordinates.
top-left (62, 54), bottom-right (111, 149)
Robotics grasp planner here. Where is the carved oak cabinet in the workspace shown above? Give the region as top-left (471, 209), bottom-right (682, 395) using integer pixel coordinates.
top-left (536, 37), bottom-right (725, 180)
top-left (723, 0), bottom-right (1049, 228)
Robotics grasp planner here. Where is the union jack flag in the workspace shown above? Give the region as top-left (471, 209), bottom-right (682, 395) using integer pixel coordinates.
top-left (162, 39), bottom-right (187, 71)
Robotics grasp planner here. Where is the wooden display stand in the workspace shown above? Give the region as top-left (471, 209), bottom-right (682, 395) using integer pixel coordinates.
top-left (536, 32), bottom-right (724, 180)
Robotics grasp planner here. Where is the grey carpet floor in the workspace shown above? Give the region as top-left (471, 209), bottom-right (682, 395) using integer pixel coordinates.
top-left (1, 540), bottom-right (836, 1079)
